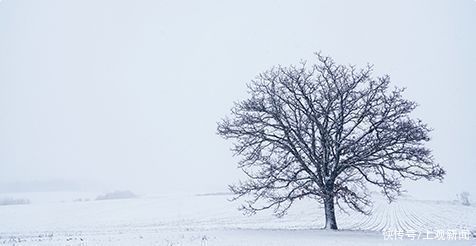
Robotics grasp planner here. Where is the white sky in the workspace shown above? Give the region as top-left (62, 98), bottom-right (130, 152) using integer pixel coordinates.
top-left (0, 0), bottom-right (475, 199)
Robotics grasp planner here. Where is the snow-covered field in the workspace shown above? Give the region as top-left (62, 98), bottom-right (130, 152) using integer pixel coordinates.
top-left (0, 192), bottom-right (474, 245)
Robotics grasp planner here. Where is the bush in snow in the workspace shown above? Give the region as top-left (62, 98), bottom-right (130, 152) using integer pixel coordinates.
top-left (0, 197), bottom-right (30, 206)
top-left (95, 190), bottom-right (137, 200)
top-left (457, 192), bottom-right (471, 206)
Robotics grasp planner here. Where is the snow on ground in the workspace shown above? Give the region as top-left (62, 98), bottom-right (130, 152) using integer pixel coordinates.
top-left (0, 192), bottom-right (474, 245)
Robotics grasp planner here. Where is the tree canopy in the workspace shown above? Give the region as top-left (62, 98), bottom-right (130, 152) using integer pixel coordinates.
top-left (217, 54), bottom-right (445, 229)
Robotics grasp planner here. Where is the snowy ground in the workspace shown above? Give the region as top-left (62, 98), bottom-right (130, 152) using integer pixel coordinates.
top-left (0, 192), bottom-right (474, 245)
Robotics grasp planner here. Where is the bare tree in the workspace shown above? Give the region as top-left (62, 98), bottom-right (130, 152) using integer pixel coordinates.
top-left (457, 192), bottom-right (471, 206)
top-left (217, 54), bottom-right (445, 230)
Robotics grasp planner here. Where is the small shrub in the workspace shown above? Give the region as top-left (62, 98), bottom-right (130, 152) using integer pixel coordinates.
top-left (457, 192), bottom-right (471, 206)
top-left (95, 190), bottom-right (137, 200)
top-left (0, 197), bottom-right (30, 206)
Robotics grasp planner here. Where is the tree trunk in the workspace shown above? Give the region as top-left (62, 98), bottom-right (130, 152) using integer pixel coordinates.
top-left (324, 195), bottom-right (338, 230)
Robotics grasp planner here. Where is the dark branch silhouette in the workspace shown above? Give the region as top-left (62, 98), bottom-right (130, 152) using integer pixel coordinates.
top-left (217, 53), bottom-right (445, 230)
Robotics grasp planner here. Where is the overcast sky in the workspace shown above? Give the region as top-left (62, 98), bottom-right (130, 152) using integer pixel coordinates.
top-left (0, 0), bottom-right (475, 199)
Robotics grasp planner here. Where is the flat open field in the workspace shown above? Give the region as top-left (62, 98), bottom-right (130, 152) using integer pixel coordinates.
top-left (0, 192), bottom-right (474, 245)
